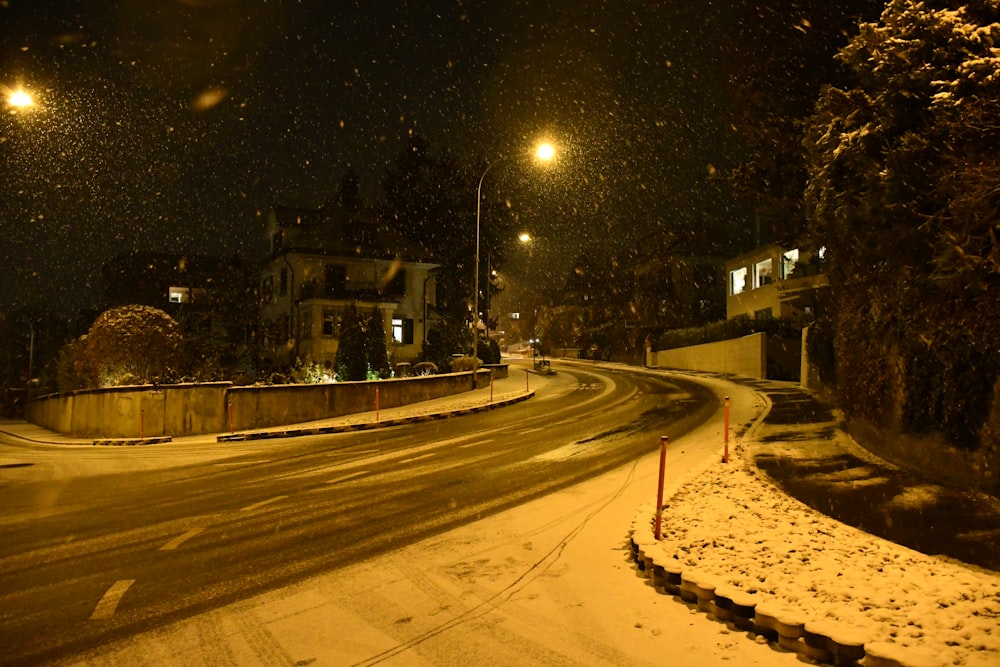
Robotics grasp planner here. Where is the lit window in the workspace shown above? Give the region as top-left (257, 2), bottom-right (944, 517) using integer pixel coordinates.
top-left (168, 286), bottom-right (189, 303)
top-left (511, 312), bottom-right (520, 320)
top-left (392, 318), bottom-right (414, 344)
top-left (781, 249), bottom-right (799, 279)
top-left (754, 258), bottom-right (773, 287)
top-left (730, 268), bottom-right (747, 295)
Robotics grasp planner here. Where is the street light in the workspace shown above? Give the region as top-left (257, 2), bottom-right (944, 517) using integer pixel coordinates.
top-left (6, 87), bottom-right (36, 111)
top-left (473, 142), bottom-right (555, 361)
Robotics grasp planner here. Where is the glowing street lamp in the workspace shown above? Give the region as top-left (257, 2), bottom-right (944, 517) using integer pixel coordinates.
top-left (6, 87), bottom-right (36, 111)
top-left (473, 142), bottom-right (556, 361)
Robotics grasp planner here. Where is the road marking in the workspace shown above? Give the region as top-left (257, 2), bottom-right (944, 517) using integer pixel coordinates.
top-left (213, 460), bottom-right (271, 467)
top-left (240, 495), bottom-right (288, 512)
top-left (459, 438), bottom-right (496, 448)
top-left (159, 527), bottom-right (205, 551)
top-left (325, 470), bottom-right (369, 484)
top-left (397, 453), bottom-right (435, 464)
top-left (515, 427), bottom-right (547, 435)
top-left (90, 579), bottom-right (135, 620)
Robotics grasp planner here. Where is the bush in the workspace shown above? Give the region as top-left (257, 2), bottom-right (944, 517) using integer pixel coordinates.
top-left (477, 338), bottom-right (501, 365)
top-left (450, 356), bottom-right (480, 372)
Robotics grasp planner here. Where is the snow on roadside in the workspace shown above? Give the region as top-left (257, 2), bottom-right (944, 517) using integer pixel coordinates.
top-left (633, 440), bottom-right (1000, 667)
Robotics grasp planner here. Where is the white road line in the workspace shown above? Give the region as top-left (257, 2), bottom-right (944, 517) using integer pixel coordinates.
top-left (240, 495), bottom-right (288, 512)
top-left (325, 470), bottom-right (369, 485)
top-left (90, 579), bottom-right (135, 621)
top-left (397, 453), bottom-right (435, 464)
top-left (459, 438), bottom-right (496, 448)
top-left (516, 427), bottom-right (547, 434)
top-left (159, 527), bottom-right (205, 551)
top-left (213, 460), bottom-right (271, 467)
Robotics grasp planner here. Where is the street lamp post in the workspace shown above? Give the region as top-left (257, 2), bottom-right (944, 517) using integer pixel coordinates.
top-left (472, 143), bottom-right (555, 362)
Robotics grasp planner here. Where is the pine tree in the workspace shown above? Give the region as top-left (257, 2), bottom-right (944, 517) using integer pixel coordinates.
top-left (365, 307), bottom-right (392, 379)
top-left (334, 304), bottom-right (368, 382)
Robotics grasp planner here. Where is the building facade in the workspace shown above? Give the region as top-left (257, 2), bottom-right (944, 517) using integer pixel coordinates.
top-left (725, 243), bottom-right (828, 322)
top-left (259, 204), bottom-right (438, 372)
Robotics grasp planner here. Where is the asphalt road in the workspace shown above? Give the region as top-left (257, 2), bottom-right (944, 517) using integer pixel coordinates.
top-left (0, 365), bottom-right (716, 665)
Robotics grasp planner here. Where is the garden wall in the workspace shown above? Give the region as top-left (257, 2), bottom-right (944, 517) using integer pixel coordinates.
top-left (649, 333), bottom-right (767, 379)
top-left (28, 370), bottom-right (492, 439)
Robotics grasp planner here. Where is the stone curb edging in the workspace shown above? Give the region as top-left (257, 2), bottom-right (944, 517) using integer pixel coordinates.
top-left (215, 391), bottom-right (536, 443)
top-left (91, 436), bottom-right (173, 447)
top-left (627, 513), bottom-right (936, 667)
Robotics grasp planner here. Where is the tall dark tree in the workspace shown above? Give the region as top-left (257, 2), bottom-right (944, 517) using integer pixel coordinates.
top-left (365, 307), bottom-right (392, 379)
top-left (803, 0), bottom-right (1000, 448)
top-left (728, 0), bottom-right (883, 247)
top-left (381, 135), bottom-right (517, 329)
top-left (334, 304), bottom-right (368, 382)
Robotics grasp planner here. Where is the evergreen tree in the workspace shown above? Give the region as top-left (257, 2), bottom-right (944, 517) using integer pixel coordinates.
top-left (334, 304), bottom-right (368, 382)
top-left (803, 0), bottom-right (1000, 448)
top-left (365, 307), bottom-right (392, 379)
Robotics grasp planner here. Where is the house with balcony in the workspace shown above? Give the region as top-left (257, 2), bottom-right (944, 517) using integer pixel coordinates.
top-left (259, 203), bottom-right (439, 371)
top-left (726, 243), bottom-right (828, 324)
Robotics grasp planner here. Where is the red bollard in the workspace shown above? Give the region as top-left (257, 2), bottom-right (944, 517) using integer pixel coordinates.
top-left (228, 401), bottom-right (234, 434)
top-left (140, 409), bottom-right (145, 440)
top-left (490, 375), bottom-right (494, 403)
top-left (723, 396), bottom-right (730, 463)
top-left (654, 435), bottom-right (668, 540)
top-left (525, 369), bottom-right (530, 392)
top-left (375, 386), bottom-right (380, 422)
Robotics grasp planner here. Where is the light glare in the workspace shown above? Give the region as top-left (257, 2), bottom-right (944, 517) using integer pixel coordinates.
top-left (8, 88), bottom-right (35, 109)
top-left (535, 142), bottom-right (555, 162)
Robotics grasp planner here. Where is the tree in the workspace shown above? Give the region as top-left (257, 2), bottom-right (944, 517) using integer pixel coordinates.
top-left (728, 0), bottom-right (883, 247)
top-left (74, 305), bottom-right (183, 388)
top-left (334, 304), bottom-right (368, 382)
top-left (365, 307), bottom-right (392, 379)
top-left (803, 0), bottom-right (1000, 448)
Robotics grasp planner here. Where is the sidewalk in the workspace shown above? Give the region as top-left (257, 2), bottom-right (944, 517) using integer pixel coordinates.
top-left (628, 370), bottom-right (1000, 667)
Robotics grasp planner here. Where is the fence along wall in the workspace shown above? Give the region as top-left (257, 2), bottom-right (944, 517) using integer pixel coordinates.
top-left (28, 371), bottom-right (491, 439)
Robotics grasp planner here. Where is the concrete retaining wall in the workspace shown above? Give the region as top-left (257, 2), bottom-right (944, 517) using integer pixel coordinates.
top-left (28, 370), bottom-right (491, 438)
top-left (650, 333), bottom-right (767, 379)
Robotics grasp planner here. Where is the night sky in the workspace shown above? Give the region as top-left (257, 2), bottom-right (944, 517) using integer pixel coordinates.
top-left (2, 0), bottom-right (776, 314)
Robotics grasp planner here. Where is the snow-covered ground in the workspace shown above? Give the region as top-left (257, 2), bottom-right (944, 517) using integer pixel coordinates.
top-left (630, 396), bottom-right (1000, 667)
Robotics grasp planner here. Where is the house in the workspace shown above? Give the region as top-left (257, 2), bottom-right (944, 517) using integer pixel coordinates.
top-left (725, 243), bottom-right (828, 323)
top-left (259, 203), bottom-right (439, 371)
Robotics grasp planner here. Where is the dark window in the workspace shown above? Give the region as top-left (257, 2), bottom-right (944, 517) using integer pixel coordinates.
top-left (325, 264), bottom-right (347, 296)
top-left (323, 309), bottom-right (339, 336)
top-left (386, 268), bottom-right (406, 296)
top-left (279, 267), bottom-right (288, 296)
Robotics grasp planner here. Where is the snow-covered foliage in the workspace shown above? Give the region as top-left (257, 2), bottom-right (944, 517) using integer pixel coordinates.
top-left (803, 0), bottom-right (1000, 450)
top-left (75, 305), bottom-right (183, 388)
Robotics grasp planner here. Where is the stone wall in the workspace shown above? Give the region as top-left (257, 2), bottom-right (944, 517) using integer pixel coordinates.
top-left (650, 333), bottom-right (767, 379)
top-left (28, 370), bottom-right (491, 439)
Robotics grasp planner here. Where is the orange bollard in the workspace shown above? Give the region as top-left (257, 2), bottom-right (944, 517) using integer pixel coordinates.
top-left (654, 435), bottom-right (668, 540)
top-left (723, 396), bottom-right (730, 463)
top-left (490, 375), bottom-right (494, 402)
top-left (140, 409), bottom-right (145, 440)
top-left (525, 369), bottom-right (530, 392)
top-left (375, 386), bottom-right (380, 422)
top-left (228, 401), bottom-right (234, 434)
